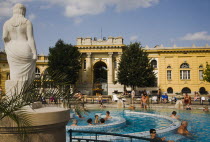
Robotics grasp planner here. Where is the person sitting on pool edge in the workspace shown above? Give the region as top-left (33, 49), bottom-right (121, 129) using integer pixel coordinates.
top-left (170, 111), bottom-right (180, 119)
top-left (177, 121), bottom-right (190, 135)
top-left (87, 118), bottom-right (94, 125)
top-left (105, 111), bottom-right (112, 120)
top-left (150, 129), bottom-right (174, 142)
top-left (100, 118), bottom-right (105, 124)
top-left (71, 119), bottom-right (78, 126)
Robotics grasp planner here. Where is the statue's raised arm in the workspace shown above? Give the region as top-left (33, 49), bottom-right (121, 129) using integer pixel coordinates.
top-left (2, 3), bottom-right (37, 96)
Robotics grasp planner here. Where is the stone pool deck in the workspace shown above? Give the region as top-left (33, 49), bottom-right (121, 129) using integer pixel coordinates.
top-left (85, 102), bottom-right (209, 110)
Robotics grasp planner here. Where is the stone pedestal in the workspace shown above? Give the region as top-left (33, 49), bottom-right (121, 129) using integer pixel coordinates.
top-left (0, 106), bottom-right (70, 142)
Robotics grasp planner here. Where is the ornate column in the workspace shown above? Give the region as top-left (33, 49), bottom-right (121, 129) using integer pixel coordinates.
top-left (108, 52), bottom-right (113, 84)
top-left (115, 52), bottom-right (122, 81)
top-left (86, 52), bottom-right (92, 83)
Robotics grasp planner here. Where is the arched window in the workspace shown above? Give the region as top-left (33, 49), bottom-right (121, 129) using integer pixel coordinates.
top-left (180, 63), bottom-right (190, 80)
top-left (199, 87), bottom-right (207, 95)
top-left (180, 63), bottom-right (190, 68)
top-left (84, 59), bottom-right (86, 70)
top-left (181, 87), bottom-right (191, 93)
top-left (151, 60), bottom-right (157, 68)
top-left (7, 72), bottom-right (10, 80)
top-left (199, 65), bottom-right (203, 68)
top-left (167, 87), bottom-right (173, 94)
top-left (167, 65), bottom-right (171, 68)
top-left (35, 67), bottom-right (41, 79)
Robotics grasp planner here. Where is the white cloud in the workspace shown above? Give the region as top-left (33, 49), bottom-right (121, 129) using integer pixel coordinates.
top-left (130, 35), bottom-right (138, 41)
top-left (42, 0), bottom-right (159, 17)
top-left (180, 31), bottom-right (210, 41)
top-left (28, 13), bottom-right (36, 21)
top-left (0, 0), bottom-right (32, 17)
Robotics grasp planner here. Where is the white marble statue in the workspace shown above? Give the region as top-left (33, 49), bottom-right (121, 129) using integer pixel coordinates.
top-left (2, 3), bottom-right (37, 95)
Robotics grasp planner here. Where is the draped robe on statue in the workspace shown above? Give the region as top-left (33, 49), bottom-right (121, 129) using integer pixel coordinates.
top-left (3, 4), bottom-right (37, 96)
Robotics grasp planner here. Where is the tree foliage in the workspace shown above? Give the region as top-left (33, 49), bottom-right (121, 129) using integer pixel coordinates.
top-left (203, 62), bottom-right (210, 83)
top-left (48, 39), bottom-right (81, 84)
top-left (117, 42), bottom-right (156, 89)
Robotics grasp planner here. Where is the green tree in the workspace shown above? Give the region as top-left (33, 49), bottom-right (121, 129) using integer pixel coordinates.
top-left (48, 39), bottom-right (81, 84)
top-left (203, 62), bottom-right (210, 83)
top-left (118, 42), bottom-right (156, 89)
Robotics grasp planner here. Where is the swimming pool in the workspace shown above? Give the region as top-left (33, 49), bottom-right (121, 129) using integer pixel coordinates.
top-left (66, 108), bottom-right (210, 142)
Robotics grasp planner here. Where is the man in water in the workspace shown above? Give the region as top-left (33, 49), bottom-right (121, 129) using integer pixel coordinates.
top-left (150, 129), bottom-right (174, 142)
top-left (71, 119), bottom-right (78, 126)
top-left (170, 111), bottom-right (180, 119)
top-left (104, 111), bottom-right (112, 120)
top-left (177, 121), bottom-right (190, 135)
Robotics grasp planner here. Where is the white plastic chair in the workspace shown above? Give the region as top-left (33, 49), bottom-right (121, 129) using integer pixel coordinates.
top-left (112, 94), bottom-right (119, 102)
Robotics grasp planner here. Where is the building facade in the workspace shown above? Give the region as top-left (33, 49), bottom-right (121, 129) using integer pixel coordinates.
top-left (0, 37), bottom-right (210, 95)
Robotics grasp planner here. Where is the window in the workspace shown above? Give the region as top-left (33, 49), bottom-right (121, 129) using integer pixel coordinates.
top-left (151, 60), bottom-right (157, 68)
top-left (35, 67), bottom-right (41, 79)
top-left (114, 60), bottom-right (117, 69)
top-left (84, 60), bottom-right (86, 70)
top-left (167, 70), bottom-right (172, 80)
top-left (167, 87), bottom-right (173, 93)
top-left (180, 63), bottom-right (189, 68)
top-left (199, 70), bottom-right (203, 80)
top-left (182, 87), bottom-right (191, 93)
top-left (199, 65), bottom-right (203, 68)
top-left (180, 70), bottom-right (190, 79)
top-left (7, 73), bottom-right (10, 80)
top-left (44, 56), bottom-right (48, 60)
top-left (167, 65), bottom-right (171, 68)
top-left (199, 87), bottom-right (207, 95)
top-left (180, 63), bottom-right (190, 80)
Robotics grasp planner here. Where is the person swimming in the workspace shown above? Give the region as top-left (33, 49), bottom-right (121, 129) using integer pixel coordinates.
top-left (100, 118), bottom-right (105, 124)
top-left (178, 121), bottom-right (190, 135)
top-left (94, 115), bottom-right (99, 124)
top-left (170, 111), bottom-right (180, 119)
top-left (71, 119), bottom-right (78, 126)
top-left (104, 111), bottom-right (112, 120)
top-left (87, 118), bottom-right (94, 125)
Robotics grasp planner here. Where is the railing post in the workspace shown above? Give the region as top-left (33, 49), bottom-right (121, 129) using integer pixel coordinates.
top-left (95, 133), bottom-right (97, 140)
top-left (130, 137), bottom-right (132, 142)
top-left (69, 129), bottom-right (72, 142)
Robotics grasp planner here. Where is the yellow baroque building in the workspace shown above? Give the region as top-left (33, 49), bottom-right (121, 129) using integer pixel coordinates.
top-left (146, 44), bottom-right (210, 95)
top-left (0, 37), bottom-right (210, 95)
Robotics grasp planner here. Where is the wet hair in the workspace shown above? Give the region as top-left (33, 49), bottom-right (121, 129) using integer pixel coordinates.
top-left (172, 111), bottom-right (177, 115)
top-left (87, 118), bottom-right (92, 124)
top-left (100, 118), bottom-right (105, 123)
top-left (181, 121), bottom-right (188, 125)
top-left (73, 119), bottom-right (78, 124)
top-left (150, 129), bottom-right (156, 134)
top-left (95, 115), bottom-right (99, 118)
top-left (106, 111), bottom-right (110, 115)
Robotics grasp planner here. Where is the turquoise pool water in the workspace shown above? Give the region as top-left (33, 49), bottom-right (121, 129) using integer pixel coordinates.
top-left (66, 109), bottom-right (210, 142)
top-left (154, 109), bottom-right (210, 142)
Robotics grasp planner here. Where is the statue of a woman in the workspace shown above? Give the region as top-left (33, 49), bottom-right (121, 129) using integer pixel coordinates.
top-left (2, 3), bottom-right (37, 94)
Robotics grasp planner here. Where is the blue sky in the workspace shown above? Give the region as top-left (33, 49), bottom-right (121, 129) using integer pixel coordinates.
top-left (0, 0), bottom-right (210, 55)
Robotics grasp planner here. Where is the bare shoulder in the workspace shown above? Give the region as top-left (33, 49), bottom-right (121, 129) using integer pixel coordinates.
top-left (26, 20), bottom-right (32, 26)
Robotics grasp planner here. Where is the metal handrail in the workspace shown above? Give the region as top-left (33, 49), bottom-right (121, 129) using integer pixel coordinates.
top-left (68, 129), bottom-right (153, 142)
